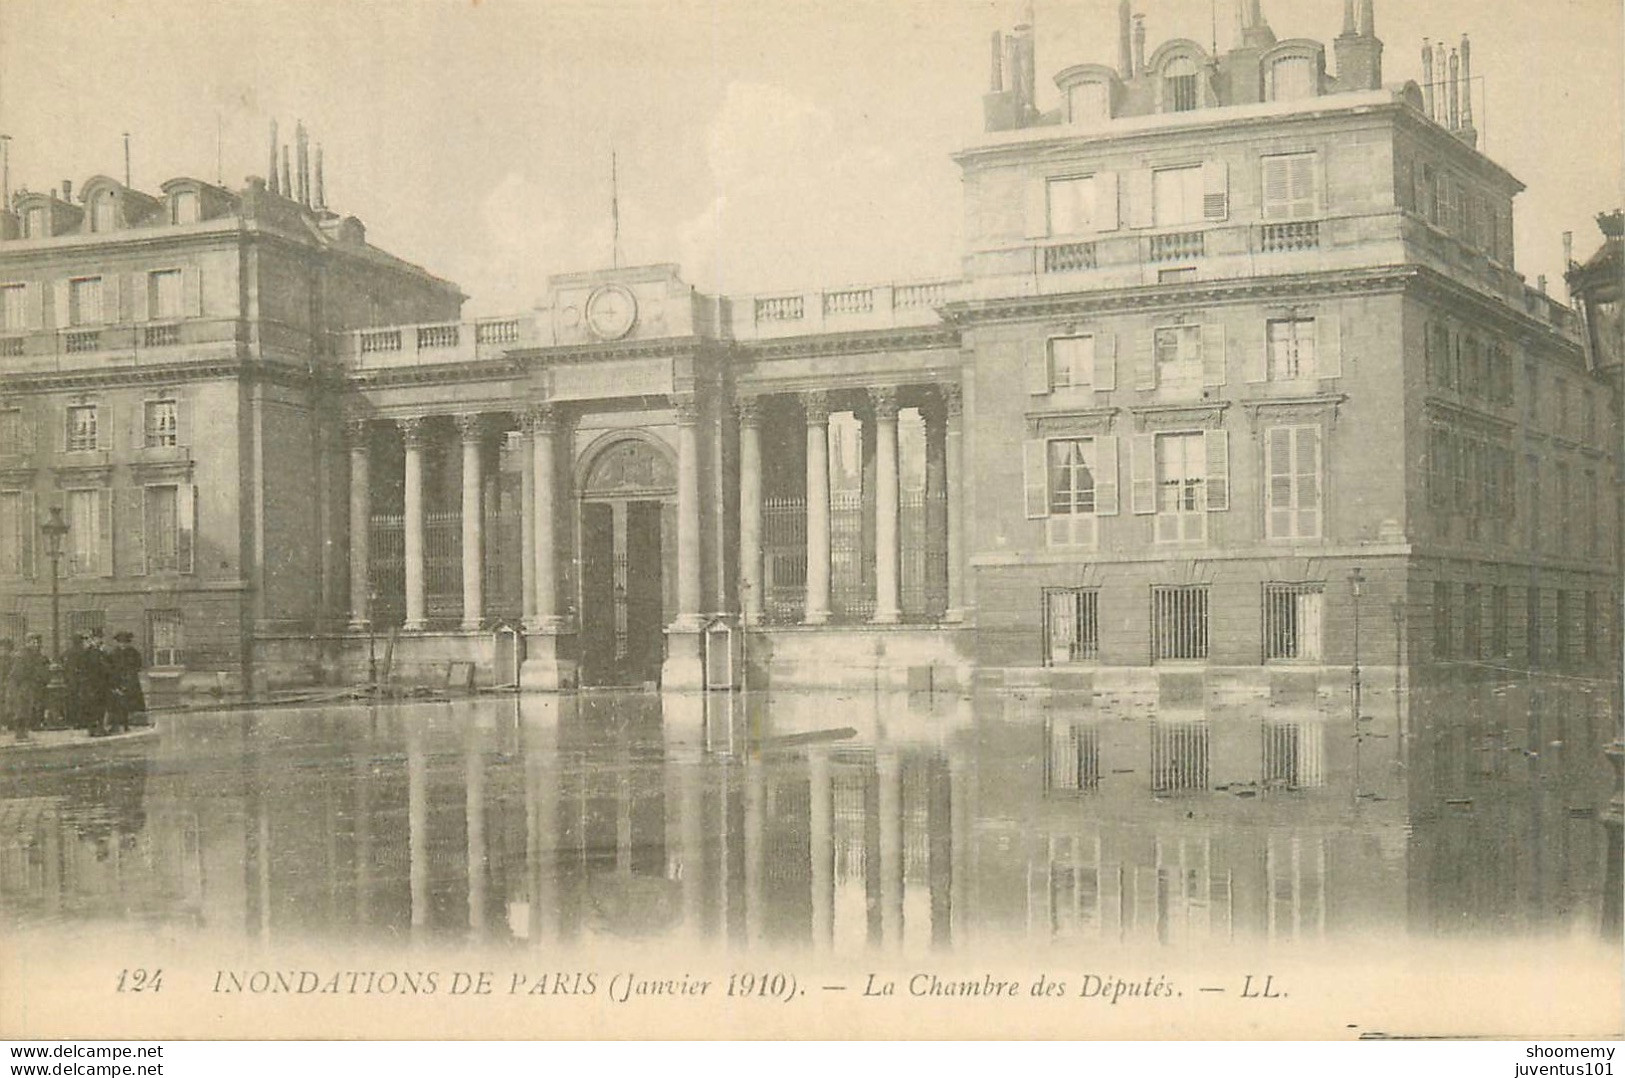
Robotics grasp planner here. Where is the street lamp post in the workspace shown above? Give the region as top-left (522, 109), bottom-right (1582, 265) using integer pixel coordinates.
top-left (1350, 567), bottom-right (1366, 803)
top-left (40, 506), bottom-right (69, 658)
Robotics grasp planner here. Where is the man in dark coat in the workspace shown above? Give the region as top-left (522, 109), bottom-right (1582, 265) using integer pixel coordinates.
top-left (8, 634), bottom-right (49, 741)
top-left (59, 632), bottom-right (87, 731)
top-left (67, 630), bottom-right (112, 736)
top-left (0, 638), bottom-right (13, 734)
top-left (106, 631), bottom-right (146, 732)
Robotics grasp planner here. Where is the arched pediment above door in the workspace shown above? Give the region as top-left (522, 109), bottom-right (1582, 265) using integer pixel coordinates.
top-left (581, 435), bottom-right (676, 498)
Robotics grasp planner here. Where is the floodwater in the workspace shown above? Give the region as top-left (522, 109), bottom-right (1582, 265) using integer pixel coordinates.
top-left (0, 676), bottom-right (1619, 1038)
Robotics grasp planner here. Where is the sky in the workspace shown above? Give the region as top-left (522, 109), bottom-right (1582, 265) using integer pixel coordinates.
top-left (0, 0), bottom-right (1619, 315)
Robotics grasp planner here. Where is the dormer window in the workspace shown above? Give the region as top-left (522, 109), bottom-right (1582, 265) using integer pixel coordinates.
top-left (1164, 58), bottom-right (1199, 112)
top-left (23, 207), bottom-right (45, 239)
top-left (91, 190), bottom-right (117, 233)
top-left (1269, 56), bottom-right (1315, 101)
top-left (1068, 81), bottom-right (1111, 127)
top-left (171, 190), bottom-right (199, 225)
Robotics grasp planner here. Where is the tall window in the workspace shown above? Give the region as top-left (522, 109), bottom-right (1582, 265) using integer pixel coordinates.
top-left (145, 485), bottom-right (180, 571)
top-left (1585, 469), bottom-right (1598, 558)
top-left (1153, 165), bottom-right (1203, 227)
top-left (1526, 586), bottom-right (1543, 667)
top-left (1047, 176), bottom-right (1098, 235)
top-left (1163, 58), bottom-right (1199, 112)
top-left (1150, 719), bottom-right (1209, 791)
top-left (0, 489), bottom-right (30, 577)
top-left (66, 488), bottom-right (101, 575)
top-left (1154, 324), bottom-right (1203, 395)
top-left (147, 609), bottom-right (183, 666)
top-left (1463, 583), bottom-right (1483, 659)
top-left (1266, 426), bottom-right (1321, 539)
top-left (149, 270), bottom-right (183, 320)
top-left (0, 284), bottom-right (26, 332)
top-left (91, 191), bottom-right (117, 233)
top-left (1048, 439), bottom-right (1096, 515)
top-left (0, 410), bottom-right (23, 455)
top-left (1046, 721), bottom-right (1102, 793)
top-left (1152, 584), bottom-right (1209, 661)
top-left (66, 405), bottom-right (98, 452)
top-left (1555, 591), bottom-right (1572, 667)
top-left (144, 399), bottom-right (179, 448)
top-left (1555, 462), bottom-right (1571, 556)
top-left (1156, 431), bottom-right (1207, 542)
top-left (1048, 335), bottom-right (1095, 390)
top-left (171, 191), bottom-right (200, 225)
top-left (1490, 585), bottom-right (1509, 657)
top-left (1044, 587), bottom-right (1100, 664)
top-left (1263, 583), bottom-right (1324, 661)
top-left (1261, 153), bottom-right (1316, 219)
top-left (69, 277), bottom-right (103, 326)
top-left (1267, 317), bottom-right (1317, 380)
top-left (1433, 581), bottom-right (1452, 660)
top-left (1263, 718), bottom-right (1324, 788)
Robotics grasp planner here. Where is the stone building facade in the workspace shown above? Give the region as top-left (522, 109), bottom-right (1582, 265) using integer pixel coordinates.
top-left (1, 1), bottom-right (1617, 701)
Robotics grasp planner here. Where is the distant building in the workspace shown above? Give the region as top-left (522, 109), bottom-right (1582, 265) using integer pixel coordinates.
top-left (1, 1), bottom-right (1616, 703)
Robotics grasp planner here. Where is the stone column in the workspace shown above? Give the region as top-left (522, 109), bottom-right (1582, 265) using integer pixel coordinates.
top-left (738, 396), bottom-right (764, 625)
top-left (943, 383), bottom-right (966, 622)
top-left (923, 397), bottom-right (948, 620)
top-left (877, 749), bottom-right (904, 947)
top-left (803, 391), bottom-right (832, 625)
top-left (346, 419), bottom-right (371, 629)
top-left (517, 416), bottom-right (537, 626)
top-left (871, 387), bottom-right (901, 624)
top-left (458, 413), bottom-right (485, 631)
top-left (401, 416), bottom-right (429, 632)
top-left (808, 747), bottom-right (834, 948)
top-left (530, 405), bottom-right (558, 627)
top-left (674, 393), bottom-right (703, 629)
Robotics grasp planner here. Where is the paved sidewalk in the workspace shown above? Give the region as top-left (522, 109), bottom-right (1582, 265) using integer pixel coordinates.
top-left (0, 725), bottom-right (159, 757)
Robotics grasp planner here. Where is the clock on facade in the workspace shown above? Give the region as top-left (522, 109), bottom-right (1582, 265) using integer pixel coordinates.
top-left (585, 284), bottom-right (638, 340)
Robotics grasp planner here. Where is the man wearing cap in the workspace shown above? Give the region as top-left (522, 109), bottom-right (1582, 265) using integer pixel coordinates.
top-left (107, 631), bottom-right (146, 732)
top-left (8, 634), bottom-right (49, 741)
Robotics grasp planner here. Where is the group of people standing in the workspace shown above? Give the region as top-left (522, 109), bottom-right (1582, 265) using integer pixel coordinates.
top-left (1, 629), bottom-right (148, 741)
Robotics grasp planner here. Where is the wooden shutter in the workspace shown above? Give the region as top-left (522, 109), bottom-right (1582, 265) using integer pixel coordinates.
top-left (129, 401), bottom-right (146, 450)
top-left (1027, 339), bottom-right (1051, 395)
top-left (1245, 318), bottom-right (1269, 383)
top-left (1131, 433), bottom-right (1156, 514)
top-left (1135, 327), bottom-right (1157, 390)
top-left (1126, 169), bottom-right (1154, 229)
top-left (135, 272), bottom-right (150, 322)
top-left (1024, 177), bottom-right (1049, 239)
top-left (1290, 154), bottom-right (1317, 218)
top-left (1096, 436), bottom-right (1119, 515)
top-left (97, 402), bottom-right (114, 451)
top-left (1024, 439), bottom-right (1050, 519)
top-left (24, 283), bottom-right (43, 330)
top-left (20, 490), bottom-right (36, 580)
top-left (1201, 323), bottom-right (1226, 387)
top-left (1095, 332), bottom-right (1117, 391)
top-left (1317, 311), bottom-right (1341, 378)
top-left (1205, 429), bottom-right (1229, 511)
top-left (1202, 159), bottom-right (1229, 221)
top-left (1262, 156), bottom-right (1289, 219)
top-left (53, 280), bottom-right (70, 328)
top-left (101, 275), bottom-right (120, 325)
top-left (121, 486), bottom-right (146, 575)
top-left (175, 397), bottom-right (192, 447)
top-left (184, 265), bottom-right (204, 317)
top-left (1096, 172), bottom-right (1120, 231)
top-left (97, 487), bottom-right (114, 576)
top-left (177, 483), bottom-right (197, 573)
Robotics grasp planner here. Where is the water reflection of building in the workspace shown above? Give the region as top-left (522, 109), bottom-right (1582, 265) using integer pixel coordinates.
top-left (1, 681), bottom-right (1613, 949)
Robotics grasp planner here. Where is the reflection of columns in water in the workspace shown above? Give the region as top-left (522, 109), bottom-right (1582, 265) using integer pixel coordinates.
top-left (663, 693), bottom-right (707, 940)
top-left (352, 732), bottom-right (374, 928)
top-left (878, 750), bottom-right (904, 946)
top-left (465, 721), bottom-right (488, 937)
top-left (401, 417), bottom-right (429, 631)
top-left (808, 747), bottom-right (835, 948)
top-left (407, 721), bottom-right (428, 939)
top-left (743, 754), bottom-right (766, 945)
top-left (520, 696), bottom-right (560, 946)
top-left (948, 749), bottom-right (971, 948)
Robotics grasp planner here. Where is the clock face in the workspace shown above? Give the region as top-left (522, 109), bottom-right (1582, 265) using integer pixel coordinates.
top-left (585, 284), bottom-right (637, 340)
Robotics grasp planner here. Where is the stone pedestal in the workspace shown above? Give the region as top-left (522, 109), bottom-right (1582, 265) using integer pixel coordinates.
top-left (519, 627), bottom-right (577, 691)
top-left (660, 626), bottom-right (706, 691)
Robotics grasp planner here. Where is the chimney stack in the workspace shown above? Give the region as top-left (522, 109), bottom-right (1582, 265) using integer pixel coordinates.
top-left (61, 179), bottom-right (71, 202)
top-left (280, 145), bottom-right (292, 198)
top-left (315, 144), bottom-right (326, 211)
top-left (1358, 0), bottom-right (1374, 37)
top-left (1132, 15), bottom-right (1146, 77)
top-left (268, 120), bottom-right (280, 196)
top-left (1458, 34), bottom-right (1476, 146)
top-left (1421, 40), bottom-right (1435, 118)
top-left (1118, 0), bottom-right (1134, 77)
top-left (989, 30), bottom-right (1004, 92)
top-left (295, 122), bottom-right (310, 206)
top-left (1342, 0), bottom-right (1356, 37)
top-left (1447, 48), bottom-right (1460, 130)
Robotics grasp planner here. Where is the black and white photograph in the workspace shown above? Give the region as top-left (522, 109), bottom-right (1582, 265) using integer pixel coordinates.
top-left (0, 0), bottom-right (1620, 1052)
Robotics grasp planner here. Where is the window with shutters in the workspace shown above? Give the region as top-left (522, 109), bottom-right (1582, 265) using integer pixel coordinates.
top-left (1263, 582), bottom-right (1324, 661)
top-left (144, 399), bottom-right (179, 448)
top-left (1555, 462), bottom-right (1572, 556)
top-left (1421, 165), bottom-right (1440, 226)
top-left (1048, 335), bottom-right (1094, 390)
top-left (149, 270), bottom-right (183, 320)
top-left (0, 410), bottom-right (24, 455)
top-left (1068, 80), bottom-right (1111, 126)
top-left (1163, 58), bottom-right (1199, 112)
top-left (68, 276), bottom-right (103, 326)
top-left (145, 484), bottom-right (180, 572)
top-left (1043, 587), bottom-right (1099, 664)
top-left (1425, 321), bottom-right (1454, 388)
top-left (1024, 435), bottom-right (1117, 548)
top-left (66, 487), bottom-right (102, 576)
top-left (1047, 176), bottom-right (1097, 235)
top-left (1152, 584), bottom-right (1209, 662)
top-left (1266, 318), bottom-right (1316, 380)
top-left (1153, 165), bottom-right (1203, 227)
top-left (147, 609), bottom-right (184, 667)
top-left (0, 284), bottom-right (26, 331)
top-left (1155, 431), bottom-right (1207, 542)
top-left (1526, 586), bottom-right (1543, 667)
top-left (1048, 438), bottom-right (1097, 515)
top-left (0, 489), bottom-right (32, 578)
top-left (1154, 324), bottom-right (1202, 393)
top-left (66, 405), bottom-right (98, 452)
top-left (1525, 453), bottom-right (1541, 551)
top-left (1265, 426), bottom-right (1321, 540)
top-left (1261, 152), bottom-right (1316, 220)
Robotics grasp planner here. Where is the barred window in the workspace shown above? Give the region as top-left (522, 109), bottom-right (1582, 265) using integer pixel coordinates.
top-left (1046, 720), bottom-right (1101, 792)
top-left (1152, 584), bottom-right (1209, 662)
top-left (1150, 719), bottom-right (1209, 792)
top-left (1262, 583), bottom-right (1324, 661)
top-left (147, 609), bottom-right (183, 666)
top-left (67, 609), bottom-right (104, 637)
top-left (1262, 718), bottom-right (1325, 788)
top-left (1044, 587), bottom-right (1099, 664)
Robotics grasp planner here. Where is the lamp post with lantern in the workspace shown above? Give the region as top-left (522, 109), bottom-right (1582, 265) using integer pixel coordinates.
top-left (39, 505), bottom-right (69, 659)
top-left (1350, 566), bottom-right (1366, 802)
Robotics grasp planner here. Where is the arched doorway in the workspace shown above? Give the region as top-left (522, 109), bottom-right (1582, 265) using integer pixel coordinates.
top-left (577, 435), bottom-right (677, 686)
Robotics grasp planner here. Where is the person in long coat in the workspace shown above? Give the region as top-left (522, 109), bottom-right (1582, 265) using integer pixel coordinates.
top-left (66, 631), bottom-right (111, 735)
top-left (59, 632), bottom-right (87, 731)
top-left (0, 638), bottom-right (13, 734)
top-left (8, 634), bottom-right (49, 740)
top-left (106, 631), bottom-right (146, 732)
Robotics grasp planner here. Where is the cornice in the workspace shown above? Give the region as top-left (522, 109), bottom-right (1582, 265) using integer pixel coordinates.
top-left (1, 357), bottom-right (324, 393)
top-left (739, 325), bottom-right (961, 362)
top-left (346, 358), bottom-right (525, 389)
top-left (509, 334), bottom-right (706, 366)
top-left (1242, 393), bottom-right (1349, 430)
